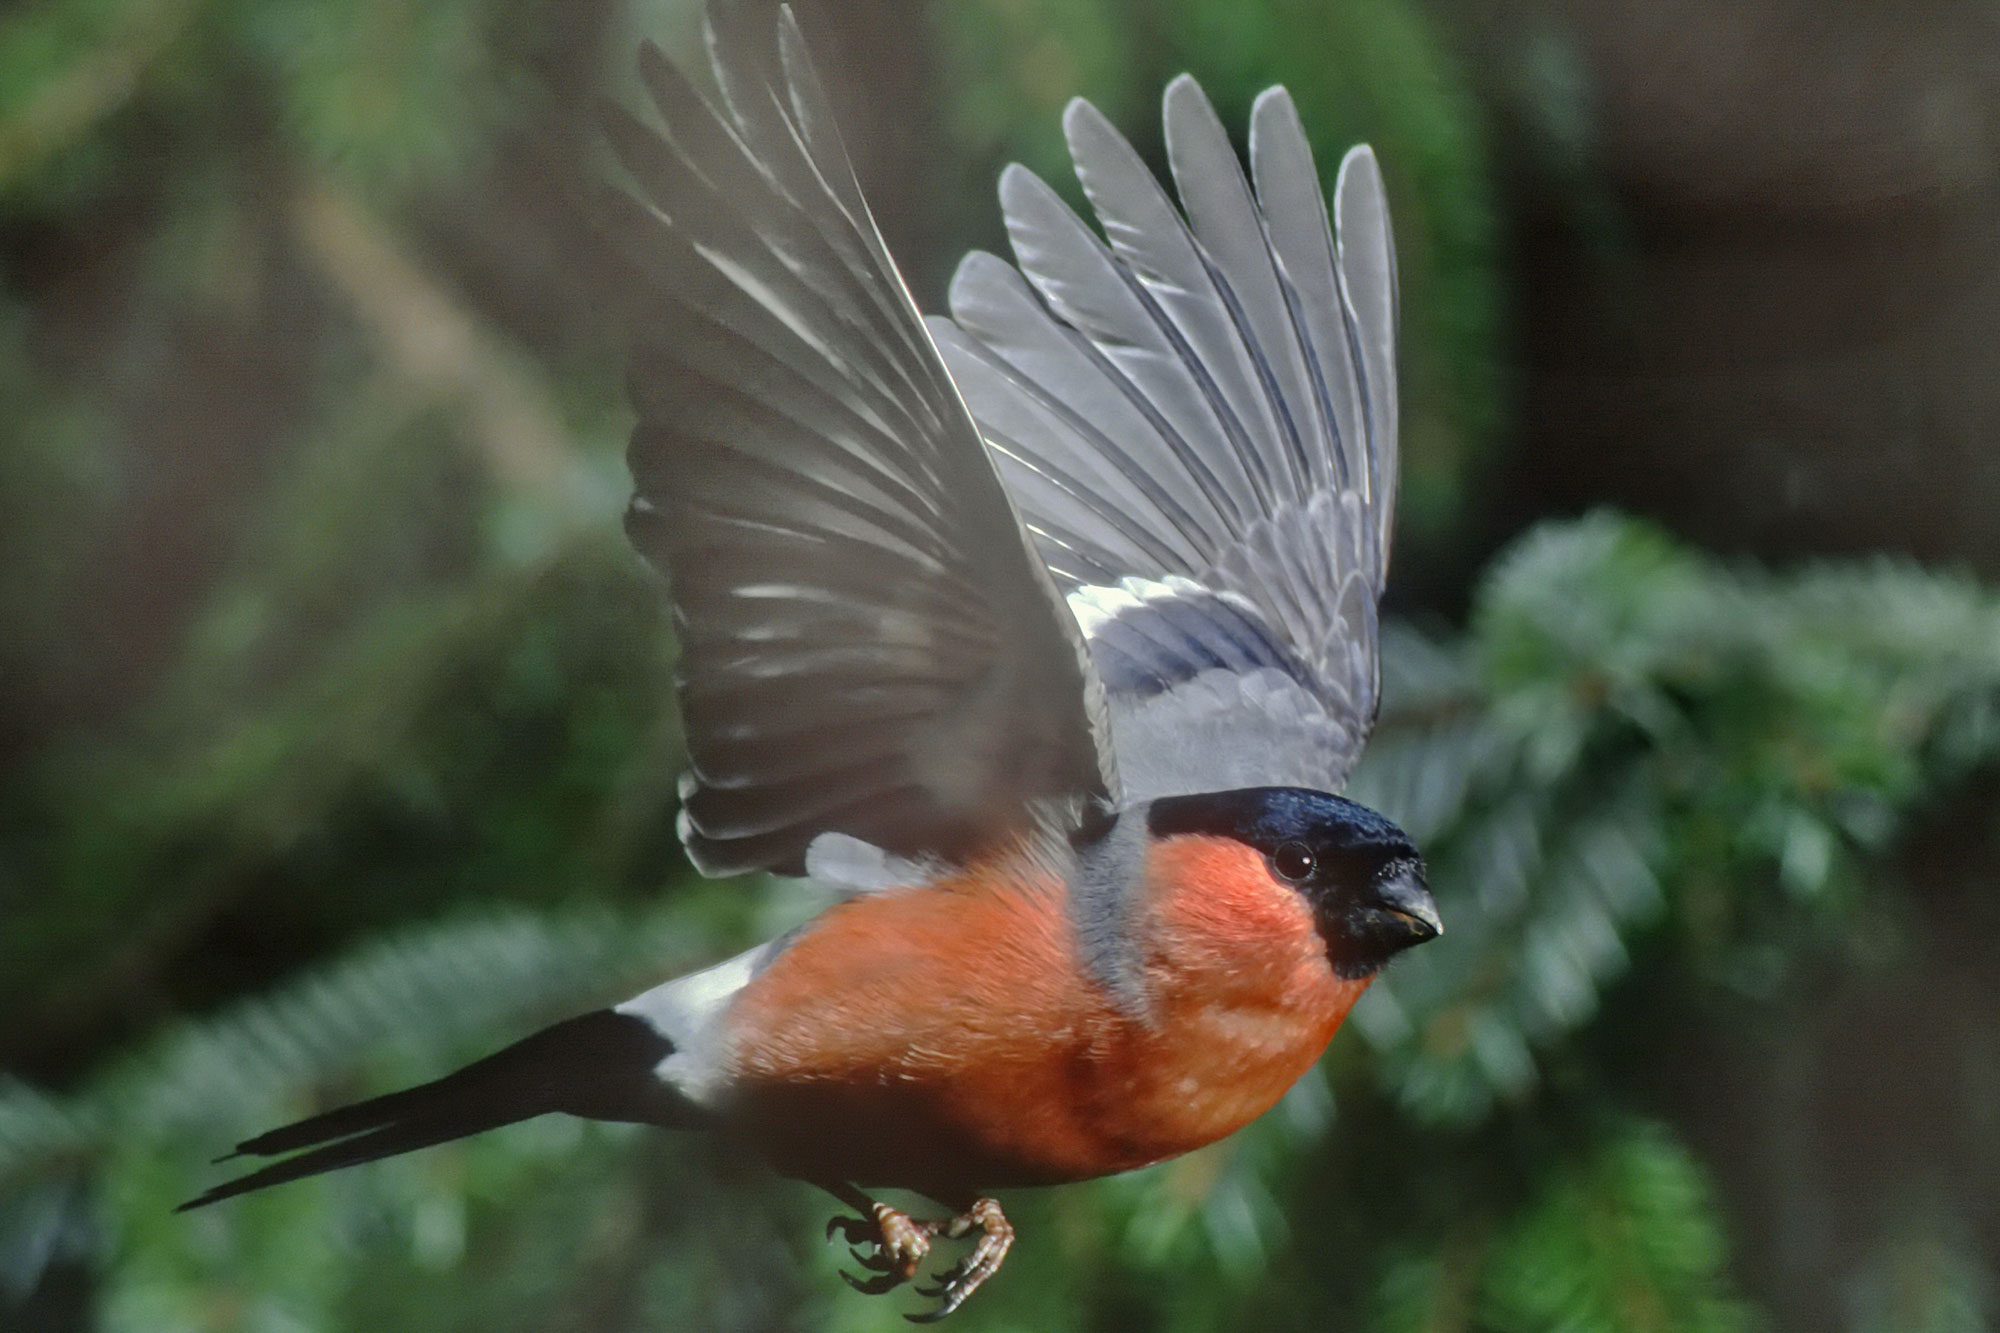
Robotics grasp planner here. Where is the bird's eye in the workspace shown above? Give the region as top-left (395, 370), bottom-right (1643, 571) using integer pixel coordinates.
top-left (1272, 842), bottom-right (1317, 883)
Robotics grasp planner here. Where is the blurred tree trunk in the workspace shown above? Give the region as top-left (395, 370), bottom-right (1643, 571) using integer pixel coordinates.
top-left (1455, 0), bottom-right (2000, 574)
top-left (1651, 779), bottom-right (2000, 1330)
top-left (1446, 3), bottom-right (2000, 1327)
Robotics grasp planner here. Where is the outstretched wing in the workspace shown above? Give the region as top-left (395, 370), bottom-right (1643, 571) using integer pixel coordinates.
top-left (603, 4), bottom-right (1113, 878)
top-left (929, 78), bottom-right (1399, 800)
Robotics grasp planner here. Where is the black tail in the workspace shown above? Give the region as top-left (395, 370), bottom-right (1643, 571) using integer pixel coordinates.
top-left (179, 1009), bottom-right (696, 1211)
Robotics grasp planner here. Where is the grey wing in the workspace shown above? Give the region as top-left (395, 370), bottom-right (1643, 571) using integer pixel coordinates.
top-left (930, 77), bottom-right (1400, 799)
top-left (603, 5), bottom-right (1113, 878)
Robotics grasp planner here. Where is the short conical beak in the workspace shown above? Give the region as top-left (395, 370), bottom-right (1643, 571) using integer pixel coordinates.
top-left (1370, 862), bottom-right (1441, 943)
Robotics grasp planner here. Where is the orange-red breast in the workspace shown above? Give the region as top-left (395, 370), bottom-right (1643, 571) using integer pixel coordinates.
top-left (182, 2), bottom-right (1440, 1318)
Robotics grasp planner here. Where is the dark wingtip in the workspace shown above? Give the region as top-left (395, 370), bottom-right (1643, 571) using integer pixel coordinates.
top-left (598, 98), bottom-right (658, 174)
top-left (593, 92), bottom-right (631, 134)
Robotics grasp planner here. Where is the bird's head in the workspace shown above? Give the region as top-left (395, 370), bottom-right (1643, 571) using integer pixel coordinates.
top-left (1145, 787), bottom-right (1439, 979)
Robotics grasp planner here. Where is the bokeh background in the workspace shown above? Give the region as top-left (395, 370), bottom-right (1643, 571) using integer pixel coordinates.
top-left (5, 0), bottom-right (2000, 1329)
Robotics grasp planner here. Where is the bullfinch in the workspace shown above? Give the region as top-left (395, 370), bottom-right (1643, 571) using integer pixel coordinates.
top-left (181, 2), bottom-right (1441, 1319)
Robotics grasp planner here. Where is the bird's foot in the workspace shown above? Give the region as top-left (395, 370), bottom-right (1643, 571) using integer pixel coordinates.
top-left (907, 1198), bottom-right (1013, 1323)
top-left (823, 1195), bottom-right (1013, 1319)
top-left (827, 1202), bottom-right (937, 1295)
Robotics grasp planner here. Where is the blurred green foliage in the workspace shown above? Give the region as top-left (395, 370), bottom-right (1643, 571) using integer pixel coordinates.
top-left (3, 0), bottom-right (1998, 1330)
top-left (10, 513), bottom-right (2000, 1330)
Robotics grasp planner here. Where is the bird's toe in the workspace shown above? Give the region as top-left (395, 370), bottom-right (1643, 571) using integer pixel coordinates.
top-left (906, 1198), bottom-right (1013, 1322)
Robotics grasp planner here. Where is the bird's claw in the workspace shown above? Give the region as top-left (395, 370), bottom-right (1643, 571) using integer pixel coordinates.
top-left (831, 1209), bottom-right (919, 1290)
top-left (829, 1200), bottom-right (933, 1291)
top-left (848, 1245), bottom-right (897, 1273)
top-left (824, 1195), bottom-right (1013, 1319)
top-left (825, 1214), bottom-right (873, 1246)
top-left (903, 1199), bottom-right (1012, 1320)
top-left (841, 1266), bottom-right (912, 1295)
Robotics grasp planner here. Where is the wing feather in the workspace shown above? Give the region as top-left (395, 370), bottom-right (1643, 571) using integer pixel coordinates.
top-left (936, 78), bottom-right (1400, 796)
top-left (1161, 76), bottom-right (1321, 504)
top-left (1333, 146), bottom-right (1400, 569)
top-left (608, 6), bottom-right (1112, 878)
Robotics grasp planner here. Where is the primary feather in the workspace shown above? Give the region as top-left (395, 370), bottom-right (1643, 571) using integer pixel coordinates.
top-left (937, 83), bottom-right (1400, 802)
top-left (609, 4), bottom-right (1398, 876)
top-left (604, 7), bottom-right (1114, 878)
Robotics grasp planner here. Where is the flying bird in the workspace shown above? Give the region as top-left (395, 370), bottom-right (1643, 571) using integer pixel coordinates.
top-left (182, 2), bottom-right (1438, 1319)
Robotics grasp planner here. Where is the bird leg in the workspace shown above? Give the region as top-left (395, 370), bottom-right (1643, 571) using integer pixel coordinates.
top-left (826, 1199), bottom-right (938, 1294)
top-left (822, 1186), bottom-right (1014, 1319)
top-left (908, 1197), bottom-right (1013, 1323)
